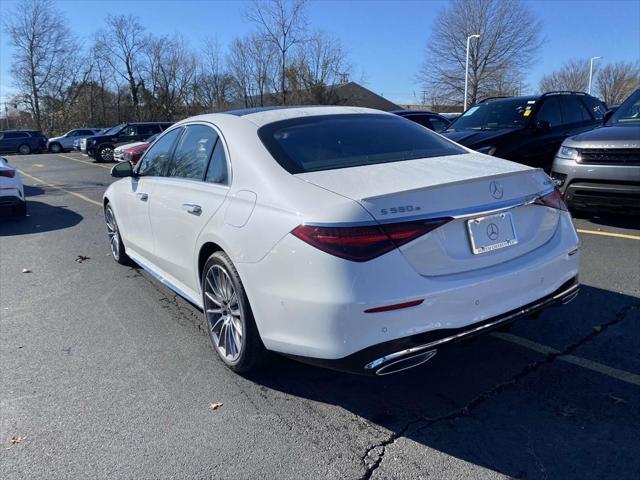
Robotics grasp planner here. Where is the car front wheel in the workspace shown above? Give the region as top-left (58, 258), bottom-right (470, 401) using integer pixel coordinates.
top-left (49, 143), bottom-right (62, 153)
top-left (97, 146), bottom-right (114, 163)
top-left (202, 252), bottom-right (267, 373)
top-left (104, 203), bottom-right (132, 265)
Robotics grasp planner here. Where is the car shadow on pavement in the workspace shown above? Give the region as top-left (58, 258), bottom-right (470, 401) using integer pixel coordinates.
top-left (246, 285), bottom-right (640, 480)
top-left (573, 210), bottom-right (640, 230)
top-left (0, 195), bottom-right (83, 235)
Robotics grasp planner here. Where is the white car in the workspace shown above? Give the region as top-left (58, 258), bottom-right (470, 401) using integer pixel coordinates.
top-left (104, 106), bottom-right (580, 376)
top-left (0, 156), bottom-right (26, 216)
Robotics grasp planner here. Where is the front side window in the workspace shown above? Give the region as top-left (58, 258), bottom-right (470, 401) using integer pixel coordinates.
top-left (259, 114), bottom-right (465, 174)
top-left (536, 97), bottom-right (563, 127)
top-left (448, 98), bottom-right (534, 131)
top-left (121, 126), bottom-right (137, 136)
top-left (137, 127), bottom-right (182, 177)
top-left (205, 139), bottom-right (229, 185)
top-left (582, 96), bottom-right (606, 120)
top-left (607, 89), bottom-right (640, 126)
top-left (561, 96), bottom-right (593, 124)
top-left (167, 125), bottom-right (218, 180)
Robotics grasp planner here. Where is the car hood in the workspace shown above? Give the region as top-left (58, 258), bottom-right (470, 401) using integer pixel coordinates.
top-left (564, 125), bottom-right (640, 147)
top-left (441, 128), bottom-right (514, 147)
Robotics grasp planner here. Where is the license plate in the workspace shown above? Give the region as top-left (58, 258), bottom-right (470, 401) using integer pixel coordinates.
top-left (467, 212), bottom-right (518, 254)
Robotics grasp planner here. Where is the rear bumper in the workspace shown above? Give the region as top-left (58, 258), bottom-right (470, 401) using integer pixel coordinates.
top-left (286, 278), bottom-right (579, 375)
top-left (564, 181), bottom-right (640, 210)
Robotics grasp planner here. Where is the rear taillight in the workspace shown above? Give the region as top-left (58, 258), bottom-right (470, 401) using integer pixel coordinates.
top-left (0, 169), bottom-right (16, 178)
top-left (291, 217), bottom-right (452, 262)
top-left (534, 188), bottom-right (568, 211)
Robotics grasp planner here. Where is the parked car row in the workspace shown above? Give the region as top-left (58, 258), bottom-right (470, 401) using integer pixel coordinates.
top-left (80, 122), bottom-right (173, 162)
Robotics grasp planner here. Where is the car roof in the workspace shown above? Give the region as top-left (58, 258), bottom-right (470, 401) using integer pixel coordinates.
top-left (185, 105), bottom-right (390, 128)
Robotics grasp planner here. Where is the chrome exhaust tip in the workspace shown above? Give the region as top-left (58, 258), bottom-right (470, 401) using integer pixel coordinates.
top-left (374, 349), bottom-right (437, 376)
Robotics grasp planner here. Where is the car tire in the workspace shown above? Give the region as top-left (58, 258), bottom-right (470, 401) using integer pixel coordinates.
top-left (104, 203), bottom-right (133, 266)
top-left (49, 143), bottom-right (62, 153)
top-left (18, 144), bottom-right (31, 155)
top-left (202, 251), bottom-right (268, 373)
top-left (97, 145), bottom-right (114, 163)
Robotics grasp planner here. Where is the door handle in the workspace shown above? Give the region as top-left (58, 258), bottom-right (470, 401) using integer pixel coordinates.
top-left (182, 203), bottom-right (202, 215)
top-left (137, 192), bottom-right (148, 201)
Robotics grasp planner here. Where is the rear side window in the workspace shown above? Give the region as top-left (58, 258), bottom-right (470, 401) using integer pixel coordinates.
top-left (138, 128), bottom-right (182, 177)
top-left (5, 132), bottom-right (29, 139)
top-left (536, 97), bottom-right (563, 127)
top-left (258, 114), bottom-right (465, 174)
top-left (167, 125), bottom-right (218, 180)
top-left (561, 96), bottom-right (593, 123)
top-left (205, 140), bottom-right (228, 185)
top-left (138, 124), bottom-right (162, 135)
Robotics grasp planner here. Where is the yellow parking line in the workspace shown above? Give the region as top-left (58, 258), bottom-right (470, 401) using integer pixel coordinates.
top-left (491, 332), bottom-right (640, 387)
top-left (17, 169), bottom-right (102, 207)
top-left (576, 229), bottom-right (640, 241)
top-left (58, 153), bottom-right (112, 169)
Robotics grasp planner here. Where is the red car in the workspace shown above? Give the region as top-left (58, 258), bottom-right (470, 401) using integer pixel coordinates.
top-left (120, 142), bottom-right (151, 165)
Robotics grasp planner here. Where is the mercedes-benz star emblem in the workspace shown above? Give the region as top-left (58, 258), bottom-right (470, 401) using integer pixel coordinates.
top-left (487, 223), bottom-right (499, 241)
top-left (489, 180), bottom-right (504, 199)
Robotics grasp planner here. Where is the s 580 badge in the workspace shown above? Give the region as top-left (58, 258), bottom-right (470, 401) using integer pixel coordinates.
top-left (380, 205), bottom-right (421, 215)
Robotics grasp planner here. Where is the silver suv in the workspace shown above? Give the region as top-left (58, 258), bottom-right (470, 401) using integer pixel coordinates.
top-left (551, 89), bottom-right (640, 212)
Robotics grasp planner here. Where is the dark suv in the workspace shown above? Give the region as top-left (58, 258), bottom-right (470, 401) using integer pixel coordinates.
top-left (0, 130), bottom-right (48, 155)
top-left (83, 122), bottom-right (173, 162)
top-left (442, 92), bottom-right (607, 171)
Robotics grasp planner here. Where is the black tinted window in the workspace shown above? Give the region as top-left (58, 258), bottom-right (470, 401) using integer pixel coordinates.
top-left (405, 115), bottom-right (434, 129)
top-left (429, 117), bottom-right (450, 132)
top-left (138, 128), bottom-right (182, 176)
top-left (77, 130), bottom-right (95, 136)
top-left (168, 125), bottom-right (217, 180)
top-left (536, 97), bottom-right (563, 127)
top-left (138, 124), bottom-right (162, 135)
top-left (561, 96), bottom-right (592, 123)
top-left (121, 125), bottom-right (137, 136)
top-left (582, 96), bottom-right (606, 120)
top-left (259, 114), bottom-right (465, 174)
top-left (5, 132), bottom-right (29, 139)
top-left (205, 139), bottom-right (229, 184)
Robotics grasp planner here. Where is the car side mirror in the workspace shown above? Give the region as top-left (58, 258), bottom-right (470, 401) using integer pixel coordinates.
top-left (533, 119), bottom-right (550, 132)
top-left (603, 110), bottom-right (614, 123)
top-left (111, 161), bottom-right (134, 178)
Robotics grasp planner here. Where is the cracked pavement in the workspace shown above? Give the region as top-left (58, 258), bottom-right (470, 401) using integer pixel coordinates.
top-left (1, 153), bottom-right (639, 480)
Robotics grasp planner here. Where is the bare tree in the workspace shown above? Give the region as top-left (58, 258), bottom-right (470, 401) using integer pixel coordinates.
top-left (538, 59), bottom-right (590, 93)
top-left (227, 34), bottom-right (277, 107)
top-left (246, 0), bottom-right (307, 104)
top-left (292, 31), bottom-right (350, 104)
top-left (4, 0), bottom-right (78, 130)
top-left (418, 0), bottom-right (542, 107)
top-left (94, 15), bottom-right (148, 119)
top-left (596, 61), bottom-right (640, 105)
top-left (197, 37), bottom-right (235, 111)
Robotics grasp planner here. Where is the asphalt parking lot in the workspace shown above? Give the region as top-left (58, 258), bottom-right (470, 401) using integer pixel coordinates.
top-left (1, 152), bottom-right (639, 480)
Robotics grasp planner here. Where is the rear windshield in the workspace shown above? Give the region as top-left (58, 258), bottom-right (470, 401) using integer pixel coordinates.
top-left (258, 114), bottom-right (465, 174)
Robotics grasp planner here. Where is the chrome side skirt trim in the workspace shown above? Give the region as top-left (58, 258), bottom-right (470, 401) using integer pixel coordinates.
top-left (364, 281), bottom-right (579, 372)
top-left (130, 254), bottom-right (202, 307)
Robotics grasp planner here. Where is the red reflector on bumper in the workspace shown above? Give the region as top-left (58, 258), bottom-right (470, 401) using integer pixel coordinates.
top-left (364, 299), bottom-right (424, 313)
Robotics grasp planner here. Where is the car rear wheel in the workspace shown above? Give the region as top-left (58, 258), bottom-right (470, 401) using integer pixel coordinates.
top-left (202, 252), bottom-right (267, 373)
top-left (18, 144), bottom-right (31, 155)
top-left (97, 146), bottom-right (114, 163)
top-left (49, 143), bottom-right (62, 153)
top-left (104, 203), bottom-right (132, 265)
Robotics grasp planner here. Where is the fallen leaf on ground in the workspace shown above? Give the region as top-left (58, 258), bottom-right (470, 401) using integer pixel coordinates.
top-left (75, 255), bottom-right (90, 263)
top-left (9, 436), bottom-right (25, 444)
top-left (208, 402), bottom-right (224, 410)
top-left (22, 268), bottom-right (32, 273)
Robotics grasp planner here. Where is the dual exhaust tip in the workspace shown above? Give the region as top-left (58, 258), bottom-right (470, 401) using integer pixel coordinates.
top-left (374, 349), bottom-right (437, 376)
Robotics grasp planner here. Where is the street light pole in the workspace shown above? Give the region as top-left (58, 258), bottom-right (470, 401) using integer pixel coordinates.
top-left (464, 34), bottom-right (480, 111)
top-left (588, 56), bottom-right (601, 94)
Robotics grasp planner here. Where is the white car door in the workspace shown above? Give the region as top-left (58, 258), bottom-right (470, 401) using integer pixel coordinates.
top-left (149, 123), bottom-right (230, 294)
top-left (119, 127), bottom-right (183, 261)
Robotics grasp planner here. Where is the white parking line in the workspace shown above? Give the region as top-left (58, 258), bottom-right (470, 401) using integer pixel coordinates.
top-left (58, 153), bottom-right (112, 170)
top-left (491, 331), bottom-right (640, 387)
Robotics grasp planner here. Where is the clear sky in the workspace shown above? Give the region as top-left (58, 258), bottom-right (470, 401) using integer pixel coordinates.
top-left (1, 0), bottom-right (639, 105)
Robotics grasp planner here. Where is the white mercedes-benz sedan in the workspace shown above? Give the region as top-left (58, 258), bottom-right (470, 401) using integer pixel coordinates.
top-left (104, 106), bottom-right (580, 376)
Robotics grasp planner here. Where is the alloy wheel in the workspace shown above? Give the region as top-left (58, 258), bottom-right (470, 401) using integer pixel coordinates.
top-left (105, 206), bottom-right (120, 259)
top-left (204, 264), bottom-right (243, 362)
top-left (100, 147), bottom-right (114, 162)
